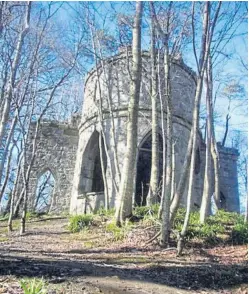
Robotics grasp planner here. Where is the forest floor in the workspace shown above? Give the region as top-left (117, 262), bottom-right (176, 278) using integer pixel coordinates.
top-left (0, 216), bottom-right (247, 294)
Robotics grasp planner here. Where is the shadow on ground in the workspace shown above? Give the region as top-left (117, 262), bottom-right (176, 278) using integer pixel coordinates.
top-left (0, 252), bottom-right (247, 291)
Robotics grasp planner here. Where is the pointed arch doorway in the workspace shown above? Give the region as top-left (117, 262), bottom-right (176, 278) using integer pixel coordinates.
top-left (135, 133), bottom-right (163, 206)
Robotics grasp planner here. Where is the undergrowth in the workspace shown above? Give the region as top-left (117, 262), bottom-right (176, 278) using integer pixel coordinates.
top-left (230, 220), bottom-right (248, 245)
top-left (173, 208), bottom-right (247, 245)
top-left (68, 206), bottom-right (247, 246)
top-left (68, 214), bottom-right (93, 233)
top-left (134, 204), bottom-right (159, 218)
top-left (106, 221), bottom-right (133, 241)
top-left (95, 207), bottom-right (115, 217)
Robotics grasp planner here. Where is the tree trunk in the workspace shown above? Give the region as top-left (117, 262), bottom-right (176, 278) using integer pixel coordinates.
top-left (99, 132), bottom-right (109, 210)
top-left (211, 134), bottom-right (221, 209)
top-left (221, 113), bottom-right (231, 147)
top-left (96, 39), bottom-right (121, 186)
top-left (147, 4), bottom-right (159, 206)
top-left (200, 61), bottom-right (212, 223)
top-left (171, 142), bottom-right (176, 201)
top-left (8, 155), bottom-right (22, 232)
top-left (0, 140), bottom-right (15, 203)
top-left (0, 115), bottom-right (17, 185)
top-left (0, 2), bottom-right (31, 149)
top-left (161, 43), bottom-right (172, 246)
top-left (89, 18), bottom-right (119, 198)
top-left (20, 188), bottom-right (28, 235)
top-left (177, 1), bottom-right (221, 255)
top-left (115, 1), bottom-right (143, 225)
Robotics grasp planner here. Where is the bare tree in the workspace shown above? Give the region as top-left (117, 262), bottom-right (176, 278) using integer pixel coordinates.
top-left (115, 1), bottom-right (143, 225)
top-left (0, 2), bottom-right (31, 181)
top-left (146, 3), bottom-right (159, 206)
top-left (177, 2), bottom-right (221, 255)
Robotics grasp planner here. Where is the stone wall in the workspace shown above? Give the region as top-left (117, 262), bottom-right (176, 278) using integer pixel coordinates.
top-left (24, 118), bottom-right (79, 213)
top-left (218, 144), bottom-right (240, 212)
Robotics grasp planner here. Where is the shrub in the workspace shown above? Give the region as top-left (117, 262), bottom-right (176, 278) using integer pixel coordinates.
top-left (20, 278), bottom-right (47, 294)
top-left (68, 214), bottom-right (93, 233)
top-left (231, 221), bottom-right (248, 245)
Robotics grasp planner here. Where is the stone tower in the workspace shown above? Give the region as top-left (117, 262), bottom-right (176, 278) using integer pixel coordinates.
top-left (19, 51), bottom-right (240, 215)
top-left (70, 51), bottom-right (209, 214)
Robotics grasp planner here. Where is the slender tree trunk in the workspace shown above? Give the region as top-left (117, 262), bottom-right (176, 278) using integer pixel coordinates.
top-left (0, 115), bottom-right (17, 184)
top-left (147, 4), bottom-right (159, 206)
top-left (20, 188), bottom-right (28, 234)
top-left (3, 192), bottom-right (11, 215)
top-left (0, 2), bottom-right (31, 148)
top-left (211, 134), bottom-right (220, 209)
top-left (222, 113), bottom-right (231, 147)
top-left (200, 54), bottom-right (221, 222)
top-left (200, 60), bottom-right (212, 223)
top-left (158, 55), bottom-right (167, 220)
top-left (8, 155), bottom-right (22, 232)
top-left (88, 18), bottom-right (119, 199)
top-left (99, 132), bottom-right (109, 210)
top-left (161, 43), bottom-right (172, 246)
top-left (177, 1), bottom-right (210, 255)
top-left (96, 40), bottom-right (121, 185)
top-left (169, 128), bottom-right (193, 224)
top-left (115, 1), bottom-right (143, 225)
top-left (171, 142), bottom-right (176, 201)
top-left (177, 1), bottom-right (221, 255)
top-left (209, 57), bottom-right (221, 209)
top-left (0, 140), bottom-right (15, 203)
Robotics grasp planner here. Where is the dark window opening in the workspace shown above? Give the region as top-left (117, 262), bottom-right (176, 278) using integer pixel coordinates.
top-left (92, 141), bottom-right (107, 192)
top-left (135, 133), bottom-right (163, 206)
top-left (195, 148), bottom-right (201, 174)
top-left (220, 191), bottom-right (226, 210)
top-left (79, 131), bottom-right (107, 194)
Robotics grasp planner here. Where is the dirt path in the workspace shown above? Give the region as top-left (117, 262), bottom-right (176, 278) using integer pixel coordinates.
top-left (0, 217), bottom-right (247, 293)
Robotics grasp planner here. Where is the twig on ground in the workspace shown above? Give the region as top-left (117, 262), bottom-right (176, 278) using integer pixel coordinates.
top-left (144, 230), bottom-right (161, 246)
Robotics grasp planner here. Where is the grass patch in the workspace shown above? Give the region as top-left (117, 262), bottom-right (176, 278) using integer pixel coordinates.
top-left (208, 210), bottom-right (244, 226)
top-left (26, 211), bottom-right (40, 220)
top-left (20, 278), bottom-right (47, 294)
top-left (68, 214), bottom-right (93, 233)
top-left (106, 221), bottom-right (133, 241)
top-left (95, 207), bottom-right (115, 217)
top-left (172, 209), bottom-right (246, 244)
top-left (230, 221), bottom-right (248, 245)
top-left (83, 241), bottom-right (95, 248)
top-left (0, 236), bottom-right (8, 242)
